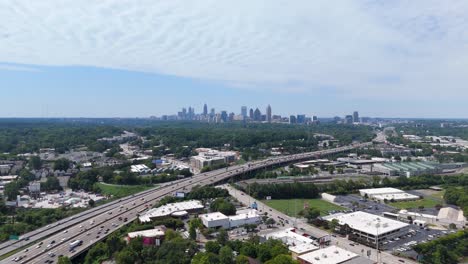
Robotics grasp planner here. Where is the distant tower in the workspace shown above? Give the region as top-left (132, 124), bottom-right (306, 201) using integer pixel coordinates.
top-left (353, 111), bottom-right (359, 123)
top-left (266, 105), bottom-right (272, 123)
top-left (254, 108), bottom-right (262, 121)
top-left (221, 111), bottom-right (228, 122)
top-left (203, 103), bottom-right (208, 116)
top-left (241, 106), bottom-right (247, 117)
top-left (249, 108), bottom-right (254, 119)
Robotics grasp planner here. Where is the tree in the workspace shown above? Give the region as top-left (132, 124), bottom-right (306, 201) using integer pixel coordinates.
top-left (205, 241), bottom-right (221, 254)
top-left (299, 207), bottom-right (321, 223)
top-left (57, 256), bottom-right (72, 264)
top-left (235, 255), bottom-right (250, 264)
top-left (84, 242), bottom-right (108, 264)
top-left (41, 176), bottom-right (62, 191)
top-left (217, 229), bottom-right (228, 246)
top-left (219, 245), bottom-right (234, 264)
top-left (53, 158), bottom-right (70, 171)
top-left (264, 254), bottom-right (299, 264)
top-left (329, 219), bottom-right (340, 231)
top-left (189, 223), bottom-right (197, 240)
top-left (88, 199), bottom-right (95, 207)
top-left (192, 252), bottom-right (219, 264)
top-left (116, 249), bottom-right (137, 264)
top-left (433, 244), bottom-right (458, 264)
top-left (28, 156), bottom-right (42, 170)
top-left (240, 242), bottom-right (257, 258)
top-left (106, 234), bottom-right (125, 255)
top-left (4, 182), bottom-right (19, 201)
top-left (211, 198), bottom-right (236, 216)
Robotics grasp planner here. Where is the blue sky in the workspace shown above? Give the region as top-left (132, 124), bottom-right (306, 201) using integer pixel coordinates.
top-left (1, 0), bottom-right (468, 118)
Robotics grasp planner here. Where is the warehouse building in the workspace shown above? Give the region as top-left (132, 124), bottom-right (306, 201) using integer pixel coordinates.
top-left (139, 200), bottom-right (204, 222)
top-left (324, 211), bottom-right (410, 244)
top-left (371, 162), bottom-right (440, 177)
top-left (126, 226), bottom-right (166, 246)
top-left (297, 245), bottom-right (373, 264)
top-left (359, 187), bottom-right (420, 202)
top-left (262, 228), bottom-right (318, 259)
top-left (200, 209), bottom-right (261, 229)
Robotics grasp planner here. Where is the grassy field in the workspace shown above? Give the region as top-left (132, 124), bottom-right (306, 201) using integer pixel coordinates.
top-left (96, 183), bottom-right (154, 198)
top-left (390, 197), bottom-right (442, 210)
top-left (262, 199), bottom-right (346, 217)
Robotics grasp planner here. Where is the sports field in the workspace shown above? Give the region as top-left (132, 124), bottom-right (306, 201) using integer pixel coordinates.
top-left (389, 197), bottom-right (441, 210)
top-left (262, 199), bottom-right (346, 217)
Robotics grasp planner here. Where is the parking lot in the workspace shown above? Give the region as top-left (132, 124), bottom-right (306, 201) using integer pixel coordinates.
top-left (335, 194), bottom-right (397, 215)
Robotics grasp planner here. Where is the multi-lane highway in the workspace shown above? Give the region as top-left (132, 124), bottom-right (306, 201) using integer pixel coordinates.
top-left (1, 142), bottom-right (371, 264)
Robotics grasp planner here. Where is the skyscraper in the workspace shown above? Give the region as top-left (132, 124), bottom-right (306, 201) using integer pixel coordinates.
top-left (297, 114), bottom-right (306, 124)
top-left (203, 103), bottom-right (208, 116)
top-left (266, 105), bottom-right (272, 123)
top-left (289, 115), bottom-right (297, 124)
top-left (254, 108), bottom-right (262, 121)
top-left (249, 108), bottom-right (254, 119)
top-left (353, 111), bottom-right (360, 123)
top-left (241, 106), bottom-right (247, 117)
top-left (221, 111), bottom-right (228, 122)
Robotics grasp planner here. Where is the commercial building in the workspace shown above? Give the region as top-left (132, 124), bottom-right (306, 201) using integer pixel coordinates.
top-left (200, 212), bottom-right (230, 229)
top-left (126, 226), bottom-right (166, 246)
top-left (395, 207), bottom-right (467, 228)
top-left (190, 148), bottom-right (238, 170)
top-left (371, 162), bottom-right (440, 177)
top-left (0, 175), bottom-right (17, 187)
top-left (437, 207), bottom-right (467, 228)
top-left (359, 188), bottom-right (420, 202)
top-left (324, 211), bottom-right (410, 244)
top-left (298, 245), bottom-right (364, 264)
top-left (130, 164), bottom-right (151, 174)
top-left (139, 200), bottom-right (204, 222)
top-left (199, 209), bottom-right (261, 229)
top-left (262, 228), bottom-right (318, 259)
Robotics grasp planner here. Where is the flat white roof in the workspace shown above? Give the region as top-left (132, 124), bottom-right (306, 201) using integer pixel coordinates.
top-left (128, 227), bottom-right (165, 238)
top-left (139, 200), bottom-right (203, 222)
top-left (359, 187), bottom-right (404, 195)
top-left (373, 193), bottom-right (419, 201)
top-left (298, 245), bottom-right (357, 264)
top-left (0, 175), bottom-right (18, 180)
top-left (264, 228), bottom-right (315, 247)
top-left (289, 243), bottom-right (319, 254)
top-left (229, 209), bottom-right (259, 221)
top-left (200, 212), bottom-right (229, 221)
top-left (326, 211), bottom-right (409, 236)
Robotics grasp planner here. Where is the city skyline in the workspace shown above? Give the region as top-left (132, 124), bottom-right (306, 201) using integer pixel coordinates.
top-left (1, 1), bottom-right (468, 118)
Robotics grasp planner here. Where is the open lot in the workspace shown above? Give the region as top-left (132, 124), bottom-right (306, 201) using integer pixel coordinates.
top-left (389, 197), bottom-right (441, 210)
top-left (96, 183), bottom-right (154, 198)
top-left (262, 198), bottom-right (346, 216)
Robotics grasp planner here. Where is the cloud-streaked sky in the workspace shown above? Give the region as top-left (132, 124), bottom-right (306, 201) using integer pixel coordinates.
top-left (1, 0), bottom-right (468, 118)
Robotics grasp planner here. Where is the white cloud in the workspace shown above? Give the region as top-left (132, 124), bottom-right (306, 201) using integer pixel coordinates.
top-left (0, 63), bottom-right (40, 72)
top-left (1, 0), bottom-right (468, 100)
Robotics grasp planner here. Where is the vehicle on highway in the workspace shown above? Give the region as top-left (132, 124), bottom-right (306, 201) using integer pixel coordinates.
top-left (69, 240), bottom-right (83, 251)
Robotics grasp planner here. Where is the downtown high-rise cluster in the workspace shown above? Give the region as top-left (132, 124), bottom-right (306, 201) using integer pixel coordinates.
top-left (155, 104), bottom-right (363, 125)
